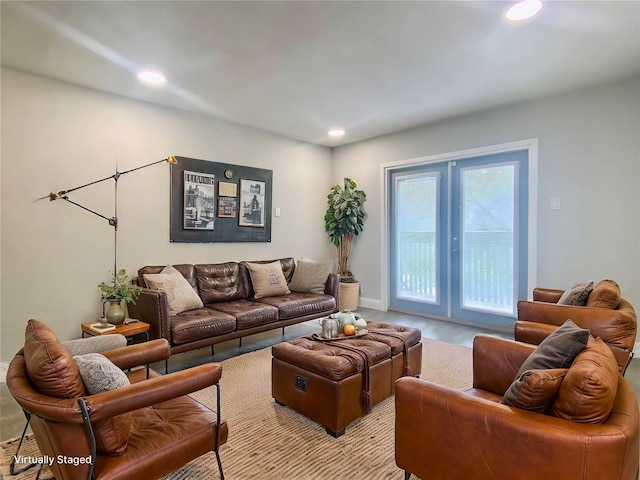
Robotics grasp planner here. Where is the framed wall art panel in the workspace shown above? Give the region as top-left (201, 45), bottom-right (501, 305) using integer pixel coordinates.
top-left (170, 156), bottom-right (272, 243)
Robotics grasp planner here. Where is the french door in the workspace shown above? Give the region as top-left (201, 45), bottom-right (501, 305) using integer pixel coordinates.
top-left (389, 150), bottom-right (528, 329)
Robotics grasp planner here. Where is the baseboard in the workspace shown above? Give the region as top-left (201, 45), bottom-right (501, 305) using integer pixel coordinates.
top-left (358, 297), bottom-right (385, 311)
top-left (0, 362), bottom-right (8, 383)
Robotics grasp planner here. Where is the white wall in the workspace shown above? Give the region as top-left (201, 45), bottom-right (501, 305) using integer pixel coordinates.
top-left (332, 76), bottom-right (640, 314)
top-left (0, 68), bottom-right (334, 361)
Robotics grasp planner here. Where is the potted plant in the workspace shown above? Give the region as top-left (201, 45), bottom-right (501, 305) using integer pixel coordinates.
top-left (98, 268), bottom-right (142, 324)
top-left (324, 178), bottom-right (367, 311)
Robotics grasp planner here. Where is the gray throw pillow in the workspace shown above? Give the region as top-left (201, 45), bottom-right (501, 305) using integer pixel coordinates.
top-left (74, 353), bottom-right (130, 395)
top-left (515, 319), bottom-right (590, 377)
top-left (288, 260), bottom-right (334, 294)
top-left (557, 281), bottom-right (594, 306)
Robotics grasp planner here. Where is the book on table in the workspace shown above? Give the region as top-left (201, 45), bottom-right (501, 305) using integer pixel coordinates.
top-left (89, 322), bottom-right (116, 333)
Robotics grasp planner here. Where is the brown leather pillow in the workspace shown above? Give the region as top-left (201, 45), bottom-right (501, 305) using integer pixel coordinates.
top-left (586, 279), bottom-right (621, 309)
top-left (501, 369), bottom-right (568, 413)
top-left (24, 319), bottom-right (86, 398)
top-left (550, 336), bottom-right (619, 424)
top-left (23, 320), bottom-right (130, 455)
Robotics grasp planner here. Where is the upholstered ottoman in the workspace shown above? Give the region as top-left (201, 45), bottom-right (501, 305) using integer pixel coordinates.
top-left (271, 322), bottom-right (421, 436)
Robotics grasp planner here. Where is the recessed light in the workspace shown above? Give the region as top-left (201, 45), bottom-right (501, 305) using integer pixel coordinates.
top-left (328, 129), bottom-right (345, 137)
top-left (137, 69), bottom-right (167, 86)
top-left (505, 0), bottom-right (542, 21)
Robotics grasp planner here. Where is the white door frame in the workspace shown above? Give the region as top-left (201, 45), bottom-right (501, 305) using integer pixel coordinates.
top-left (379, 138), bottom-right (538, 312)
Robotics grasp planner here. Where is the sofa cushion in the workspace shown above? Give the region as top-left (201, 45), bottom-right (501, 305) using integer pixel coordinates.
top-left (23, 319), bottom-right (86, 399)
top-left (557, 281), bottom-right (594, 306)
top-left (171, 308), bottom-right (236, 345)
top-left (501, 368), bottom-right (568, 413)
top-left (207, 300), bottom-right (279, 330)
top-left (195, 262), bottom-right (246, 304)
top-left (74, 353), bottom-right (132, 455)
top-left (288, 260), bottom-right (334, 294)
top-left (246, 261), bottom-right (291, 299)
top-left (255, 292), bottom-right (336, 319)
top-left (586, 279), bottom-right (621, 309)
top-left (144, 265), bottom-right (204, 315)
top-left (550, 336), bottom-right (619, 424)
top-left (515, 320), bottom-right (589, 377)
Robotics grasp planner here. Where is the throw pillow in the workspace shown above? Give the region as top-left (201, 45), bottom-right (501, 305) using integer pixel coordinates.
top-left (144, 265), bottom-right (204, 315)
top-left (586, 279), bottom-right (621, 309)
top-left (23, 319), bottom-right (86, 399)
top-left (246, 261), bottom-right (291, 299)
top-left (74, 353), bottom-right (132, 455)
top-left (74, 353), bottom-right (130, 394)
top-left (288, 260), bottom-right (334, 294)
top-left (515, 320), bottom-right (590, 377)
top-left (557, 281), bottom-right (594, 306)
top-left (501, 368), bottom-right (568, 413)
top-left (550, 336), bottom-right (619, 424)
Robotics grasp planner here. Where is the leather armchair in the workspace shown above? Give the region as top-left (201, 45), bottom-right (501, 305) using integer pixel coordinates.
top-left (7, 320), bottom-right (228, 480)
top-left (395, 335), bottom-right (639, 480)
top-left (516, 283), bottom-right (637, 374)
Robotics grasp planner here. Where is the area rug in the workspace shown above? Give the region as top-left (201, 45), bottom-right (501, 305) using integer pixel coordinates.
top-left (0, 338), bottom-right (472, 480)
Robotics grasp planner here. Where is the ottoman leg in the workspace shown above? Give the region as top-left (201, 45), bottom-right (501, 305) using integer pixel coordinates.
top-left (326, 427), bottom-right (345, 438)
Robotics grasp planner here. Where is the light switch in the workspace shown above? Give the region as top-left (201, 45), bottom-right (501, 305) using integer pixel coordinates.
top-left (275, 207), bottom-right (281, 217)
top-left (550, 197), bottom-right (560, 210)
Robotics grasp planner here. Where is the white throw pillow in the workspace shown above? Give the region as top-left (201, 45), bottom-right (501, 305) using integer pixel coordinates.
top-left (246, 261), bottom-right (290, 299)
top-left (288, 260), bottom-right (334, 294)
top-left (143, 265), bottom-right (204, 315)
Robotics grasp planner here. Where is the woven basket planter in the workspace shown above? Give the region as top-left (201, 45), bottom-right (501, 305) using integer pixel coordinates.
top-left (338, 281), bottom-right (360, 312)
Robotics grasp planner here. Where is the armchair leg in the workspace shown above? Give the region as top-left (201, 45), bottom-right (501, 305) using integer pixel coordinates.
top-left (9, 410), bottom-right (38, 475)
top-left (213, 383), bottom-right (225, 480)
top-left (404, 471), bottom-right (411, 480)
top-left (214, 449), bottom-right (224, 480)
top-left (78, 398), bottom-right (96, 480)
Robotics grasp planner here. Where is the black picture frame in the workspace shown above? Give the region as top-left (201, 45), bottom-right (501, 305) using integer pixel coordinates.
top-left (170, 156), bottom-right (272, 243)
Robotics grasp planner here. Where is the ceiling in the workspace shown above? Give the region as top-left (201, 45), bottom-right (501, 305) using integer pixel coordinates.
top-left (2, 1), bottom-right (639, 147)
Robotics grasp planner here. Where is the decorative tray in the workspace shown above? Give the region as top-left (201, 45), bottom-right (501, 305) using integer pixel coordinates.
top-left (312, 329), bottom-right (368, 342)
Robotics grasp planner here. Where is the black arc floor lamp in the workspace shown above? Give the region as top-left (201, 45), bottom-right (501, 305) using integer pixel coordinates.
top-left (40, 155), bottom-right (177, 277)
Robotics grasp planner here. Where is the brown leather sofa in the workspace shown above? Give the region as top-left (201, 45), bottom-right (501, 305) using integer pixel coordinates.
top-left (128, 258), bottom-right (339, 365)
top-left (516, 280), bottom-right (637, 374)
top-left (395, 335), bottom-right (639, 480)
top-left (7, 319), bottom-right (228, 480)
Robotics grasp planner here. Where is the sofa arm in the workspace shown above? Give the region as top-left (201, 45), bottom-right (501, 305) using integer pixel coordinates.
top-left (472, 336), bottom-right (535, 395)
top-left (325, 273), bottom-right (339, 303)
top-left (127, 288), bottom-right (171, 344)
top-left (102, 339), bottom-right (170, 370)
top-left (395, 376), bottom-right (638, 480)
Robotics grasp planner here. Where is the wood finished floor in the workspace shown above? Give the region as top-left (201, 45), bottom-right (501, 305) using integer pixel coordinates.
top-left (1, 307), bottom-right (638, 442)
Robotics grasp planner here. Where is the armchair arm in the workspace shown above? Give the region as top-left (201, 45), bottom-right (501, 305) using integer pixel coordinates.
top-left (395, 376), bottom-right (636, 480)
top-left (126, 288), bottom-right (171, 343)
top-left (84, 362), bottom-right (222, 422)
top-left (101, 339), bottom-right (170, 370)
top-left (532, 287), bottom-right (564, 303)
top-left (518, 300), bottom-right (636, 350)
top-left (472, 336), bottom-right (535, 395)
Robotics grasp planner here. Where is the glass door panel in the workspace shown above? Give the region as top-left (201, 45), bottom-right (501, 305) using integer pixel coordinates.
top-left (389, 164), bottom-right (448, 317)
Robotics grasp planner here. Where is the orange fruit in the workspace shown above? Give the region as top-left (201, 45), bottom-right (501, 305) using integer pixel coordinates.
top-left (343, 324), bottom-right (356, 336)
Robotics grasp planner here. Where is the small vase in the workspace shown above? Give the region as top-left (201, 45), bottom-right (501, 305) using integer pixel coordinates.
top-left (105, 299), bottom-right (126, 325)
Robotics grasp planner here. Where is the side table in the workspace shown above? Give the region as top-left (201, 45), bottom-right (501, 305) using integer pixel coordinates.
top-left (81, 320), bottom-right (150, 343)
